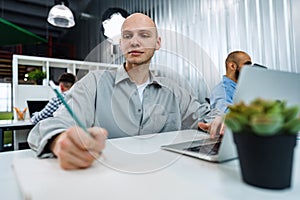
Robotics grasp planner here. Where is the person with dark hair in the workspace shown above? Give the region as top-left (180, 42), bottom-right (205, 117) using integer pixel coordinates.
top-left (31, 73), bottom-right (76, 124)
top-left (210, 51), bottom-right (252, 113)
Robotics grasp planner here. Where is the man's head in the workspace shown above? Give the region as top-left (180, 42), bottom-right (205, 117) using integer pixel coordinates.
top-left (58, 73), bottom-right (76, 92)
top-left (120, 13), bottom-right (161, 70)
top-left (225, 51), bottom-right (252, 82)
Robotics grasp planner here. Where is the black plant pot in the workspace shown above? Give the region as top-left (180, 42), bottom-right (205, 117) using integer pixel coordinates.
top-left (233, 133), bottom-right (297, 190)
top-left (36, 79), bottom-right (43, 85)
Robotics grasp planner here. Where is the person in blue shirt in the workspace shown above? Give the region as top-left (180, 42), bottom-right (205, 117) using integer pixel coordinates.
top-left (210, 51), bottom-right (252, 113)
top-left (31, 73), bottom-right (76, 124)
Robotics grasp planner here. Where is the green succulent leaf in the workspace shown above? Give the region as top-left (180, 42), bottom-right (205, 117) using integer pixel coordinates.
top-left (282, 118), bottom-right (300, 134)
top-left (224, 116), bottom-right (242, 132)
top-left (225, 98), bottom-right (299, 136)
top-left (250, 114), bottom-right (283, 136)
top-left (265, 101), bottom-right (282, 115)
top-left (282, 106), bottom-right (299, 122)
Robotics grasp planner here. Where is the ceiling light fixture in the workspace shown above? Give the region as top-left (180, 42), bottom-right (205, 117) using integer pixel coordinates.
top-left (47, 1), bottom-right (75, 28)
top-left (101, 8), bottom-right (130, 44)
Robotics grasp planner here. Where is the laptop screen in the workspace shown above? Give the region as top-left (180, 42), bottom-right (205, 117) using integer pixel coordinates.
top-left (27, 100), bottom-right (49, 117)
top-left (234, 66), bottom-right (300, 107)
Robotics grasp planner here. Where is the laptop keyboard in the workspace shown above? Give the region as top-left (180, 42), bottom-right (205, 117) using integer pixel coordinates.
top-left (184, 138), bottom-right (222, 156)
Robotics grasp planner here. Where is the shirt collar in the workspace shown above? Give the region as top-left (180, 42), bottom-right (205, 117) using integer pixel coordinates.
top-left (115, 63), bottom-right (162, 88)
top-left (223, 75), bottom-right (236, 87)
top-left (115, 63), bottom-right (130, 84)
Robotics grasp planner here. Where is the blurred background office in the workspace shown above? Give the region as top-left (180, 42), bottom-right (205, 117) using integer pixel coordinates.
top-left (0, 0), bottom-right (299, 114)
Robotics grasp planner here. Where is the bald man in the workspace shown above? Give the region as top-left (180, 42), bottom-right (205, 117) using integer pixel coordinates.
top-left (28, 13), bottom-right (222, 170)
top-left (210, 51), bottom-right (252, 113)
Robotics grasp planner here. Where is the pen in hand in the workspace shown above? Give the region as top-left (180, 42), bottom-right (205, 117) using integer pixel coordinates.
top-left (49, 80), bottom-right (89, 135)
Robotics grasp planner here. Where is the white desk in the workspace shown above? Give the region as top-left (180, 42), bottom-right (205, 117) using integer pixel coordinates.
top-left (0, 120), bottom-right (34, 151)
top-left (0, 130), bottom-right (299, 200)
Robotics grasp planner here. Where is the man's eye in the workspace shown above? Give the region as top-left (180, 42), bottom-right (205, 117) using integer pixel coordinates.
top-left (122, 34), bottom-right (132, 39)
top-left (141, 33), bottom-right (151, 38)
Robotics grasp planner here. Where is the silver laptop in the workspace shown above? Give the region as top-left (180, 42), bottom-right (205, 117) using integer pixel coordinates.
top-left (234, 66), bottom-right (300, 107)
top-left (161, 66), bottom-right (300, 162)
top-left (161, 128), bottom-right (237, 162)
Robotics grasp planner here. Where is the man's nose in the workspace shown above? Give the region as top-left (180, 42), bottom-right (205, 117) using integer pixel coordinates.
top-left (129, 35), bottom-right (140, 46)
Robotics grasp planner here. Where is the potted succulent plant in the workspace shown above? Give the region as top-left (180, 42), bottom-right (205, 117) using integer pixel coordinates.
top-left (28, 69), bottom-right (46, 85)
top-left (225, 98), bottom-right (300, 189)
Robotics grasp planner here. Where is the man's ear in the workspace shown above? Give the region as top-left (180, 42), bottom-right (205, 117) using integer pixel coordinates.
top-left (228, 61), bottom-right (237, 71)
top-left (155, 36), bottom-right (161, 50)
top-left (59, 84), bottom-right (64, 92)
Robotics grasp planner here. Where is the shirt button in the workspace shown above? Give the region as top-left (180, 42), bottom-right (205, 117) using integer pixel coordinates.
top-left (138, 109), bottom-right (141, 112)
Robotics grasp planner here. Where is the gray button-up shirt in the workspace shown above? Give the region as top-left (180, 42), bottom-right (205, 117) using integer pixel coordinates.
top-left (28, 65), bottom-right (220, 157)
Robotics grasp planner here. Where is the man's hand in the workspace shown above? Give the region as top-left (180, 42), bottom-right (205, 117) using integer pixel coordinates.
top-left (198, 115), bottom-right (225, 138)
top-left (51, 126), bottom-right (108, 170)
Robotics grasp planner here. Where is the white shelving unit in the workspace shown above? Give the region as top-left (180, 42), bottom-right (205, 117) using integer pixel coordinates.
top-left (11, 55), bottom-right (118, 149)
top-left (12, 54), bottom-right (118, 120)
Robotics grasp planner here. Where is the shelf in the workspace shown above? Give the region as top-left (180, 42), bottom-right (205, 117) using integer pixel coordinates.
top-left (12, 54), bottom-right (119, 119)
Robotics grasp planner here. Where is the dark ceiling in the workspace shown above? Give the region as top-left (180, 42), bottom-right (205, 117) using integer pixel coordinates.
top-left (0, 0), bottom-right (94, 41)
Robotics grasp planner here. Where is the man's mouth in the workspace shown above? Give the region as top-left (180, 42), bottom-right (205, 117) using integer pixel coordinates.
top-left (128, 50), bottom-right (144, 55)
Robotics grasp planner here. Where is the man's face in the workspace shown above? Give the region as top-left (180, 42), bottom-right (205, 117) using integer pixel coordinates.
top-left (235, 54), bottom-right (252, 80)
top-left (120, 16), bottom-right (161, 67)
